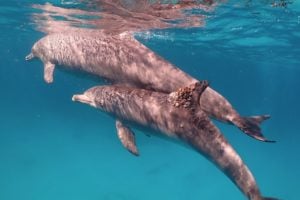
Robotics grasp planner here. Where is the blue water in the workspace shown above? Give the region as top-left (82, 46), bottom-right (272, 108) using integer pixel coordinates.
top-left (1, 0), bottom-right (300, 199)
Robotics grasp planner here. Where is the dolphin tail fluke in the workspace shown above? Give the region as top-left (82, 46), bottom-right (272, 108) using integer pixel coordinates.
top-left (233, 114), bottom-right (275, 142)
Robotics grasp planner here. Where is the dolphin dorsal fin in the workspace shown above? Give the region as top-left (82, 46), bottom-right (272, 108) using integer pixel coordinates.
top-left (169, 81), bottom-right (209, 110)
top-left (116, 120), bottom-right (139, 156)
top-left (191, 80), bottom-right (209, 104)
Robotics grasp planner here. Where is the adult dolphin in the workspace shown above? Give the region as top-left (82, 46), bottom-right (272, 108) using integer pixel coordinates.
top-left (26, 30), bottom-right (272, 142)
top-left (72, 81), bottom-right (278, 200)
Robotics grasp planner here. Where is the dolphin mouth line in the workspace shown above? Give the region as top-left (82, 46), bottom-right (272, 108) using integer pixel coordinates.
top-left (72, 94), bottom-right (93, 105)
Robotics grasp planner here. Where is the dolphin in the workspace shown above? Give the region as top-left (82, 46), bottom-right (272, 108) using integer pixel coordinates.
top-left (72, 81), bottom-right (278, 200)
top-left (26, 30), bottom-right (272, 142)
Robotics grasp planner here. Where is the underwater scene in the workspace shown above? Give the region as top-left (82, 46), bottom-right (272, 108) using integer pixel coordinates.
top-left (0, 0), bottom-right (300, 199)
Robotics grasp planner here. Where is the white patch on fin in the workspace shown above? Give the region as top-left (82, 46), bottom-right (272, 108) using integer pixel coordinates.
top-left (116, 120), bottom-right (139, 156)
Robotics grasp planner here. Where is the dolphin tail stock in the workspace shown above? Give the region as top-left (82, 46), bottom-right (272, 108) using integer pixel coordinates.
top-left (187, 113), bottom-right (262, 200)
top-left (187, 108), bottom-right (279, 200)
top-left (25, 52), bottom-right (34, 61)
top-left (232, 114), bottom-right (275, 142)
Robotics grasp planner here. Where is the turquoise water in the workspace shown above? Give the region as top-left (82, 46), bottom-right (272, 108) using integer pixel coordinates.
top-left (1, 0), bottom-right (300, 199)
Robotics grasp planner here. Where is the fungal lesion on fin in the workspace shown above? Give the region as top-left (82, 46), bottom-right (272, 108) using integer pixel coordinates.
top-left (169, 81), bottom-right (209, 110)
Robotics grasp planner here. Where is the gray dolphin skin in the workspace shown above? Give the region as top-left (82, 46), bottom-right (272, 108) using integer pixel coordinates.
top-left (72, 81), bottom-right (277, 200)
top-left (26, 30), bottom-right (272, 142)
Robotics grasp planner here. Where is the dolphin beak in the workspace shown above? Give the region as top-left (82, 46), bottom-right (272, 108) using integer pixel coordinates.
top-left (72, 94), bottom-right (94, 105)
top-left (25, 53), bottom-right (34, 61)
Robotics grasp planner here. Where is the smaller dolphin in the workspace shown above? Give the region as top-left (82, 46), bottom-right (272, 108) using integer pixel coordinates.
top-left (26, 31), bottom-right (272, 142)
top-left (72, 81), bottom-right (278, 200)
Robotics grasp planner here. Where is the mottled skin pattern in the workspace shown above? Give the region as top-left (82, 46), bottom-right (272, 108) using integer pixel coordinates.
top-left (72, 82), bottom-right (276, 200)
top-left (27, 31), bottom-right (271, 141)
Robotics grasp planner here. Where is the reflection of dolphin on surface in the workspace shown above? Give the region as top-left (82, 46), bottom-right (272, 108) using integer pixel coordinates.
top-left (26, 30), bottom-right (272, 142)
top-left (72, 81), bottom-right (278, 200)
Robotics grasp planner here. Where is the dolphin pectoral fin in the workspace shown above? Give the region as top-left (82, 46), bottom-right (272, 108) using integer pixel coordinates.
top-left (116, 120), bottom-right (139, 156)
top-left (44, 62), bottom-right (55, 84)
top-left (233, 114), bottom-right (275, 142)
